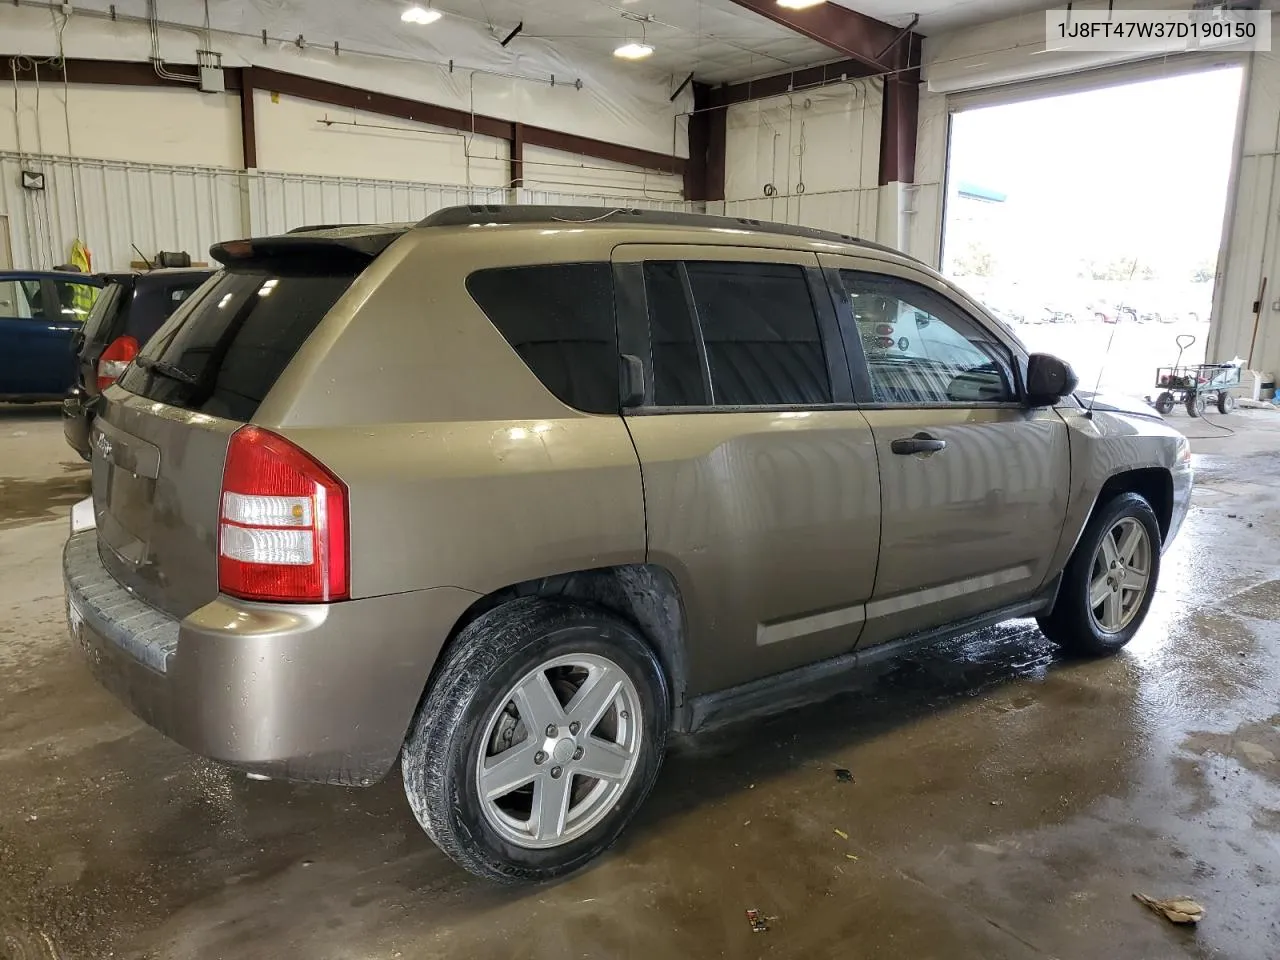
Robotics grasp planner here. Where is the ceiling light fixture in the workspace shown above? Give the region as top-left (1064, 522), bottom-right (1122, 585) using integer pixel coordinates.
top-left (614, 14), bottom-right (655, 61)
top-left (401, 5), bottom-right (443, 25)
top-left (777, 0), bottom-right (826, 9)
top-left (613, 41), bottom-right (655, 59)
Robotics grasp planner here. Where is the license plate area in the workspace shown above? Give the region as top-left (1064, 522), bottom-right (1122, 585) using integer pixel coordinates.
top-left (92, 421), bottom-right (161, 568)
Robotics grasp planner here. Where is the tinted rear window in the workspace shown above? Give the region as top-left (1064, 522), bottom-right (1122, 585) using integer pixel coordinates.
top-left (466, 263), bottom-right (618, 414)
top-left (82, 282), bottom-right (127, 344)
top-left (118, 267), bottom-right (356, 421)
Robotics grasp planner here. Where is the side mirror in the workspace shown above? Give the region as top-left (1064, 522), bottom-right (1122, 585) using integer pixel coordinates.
top-left (1025, 353), bottom-right (1079, 407)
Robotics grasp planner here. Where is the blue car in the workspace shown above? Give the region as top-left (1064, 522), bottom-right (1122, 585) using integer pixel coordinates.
top-left (0, 270), bottom-right (106, 401)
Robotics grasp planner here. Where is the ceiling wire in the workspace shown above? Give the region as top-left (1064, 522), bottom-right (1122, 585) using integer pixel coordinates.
top-left (12, 0), bottom-right (583, 89)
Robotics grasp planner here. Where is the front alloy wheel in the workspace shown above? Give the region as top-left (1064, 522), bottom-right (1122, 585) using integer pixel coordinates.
top-left (1087, 517), bottom-right (1152, 634)
top-left (1038, 492), bottom-right (1161, 656)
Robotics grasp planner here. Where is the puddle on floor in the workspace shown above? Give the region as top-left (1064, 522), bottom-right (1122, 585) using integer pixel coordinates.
top-left (0, 474), bottom-right (90, 527)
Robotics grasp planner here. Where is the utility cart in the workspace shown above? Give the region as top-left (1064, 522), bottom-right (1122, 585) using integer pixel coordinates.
top-left (1152, 334), bottom-right (1241, 417)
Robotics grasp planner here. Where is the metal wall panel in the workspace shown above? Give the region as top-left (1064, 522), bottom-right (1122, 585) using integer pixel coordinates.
top-left (0, 152), bottom-right (242, 271)
top-left (0, 152), bottom-right (696, 273)
top-left (517, 188), bottom-right (697, 213)
top-left (716, 189), bottom-right (880, 238)
top-left (246, 171), bottom-right (508, 236)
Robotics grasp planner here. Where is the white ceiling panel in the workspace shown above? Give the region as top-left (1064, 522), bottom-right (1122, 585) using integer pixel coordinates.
top-left (830, 0), bottom-right (1054, 33)
top-left (429, 0), bottom-right (841, 84)
top-left (402, 0), bottom-right (1059, 85)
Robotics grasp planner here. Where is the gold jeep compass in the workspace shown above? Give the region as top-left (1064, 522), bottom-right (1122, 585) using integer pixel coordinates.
top-left (64, 207), bottom-right (1192, 882)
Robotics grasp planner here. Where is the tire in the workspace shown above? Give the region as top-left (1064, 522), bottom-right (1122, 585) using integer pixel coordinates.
top-left (1154, 391), bottom-right (1176, 415)
top-left (401, 598), bottom-right (670, 883)
top-left (1186, 391), bottom-right (1206, 417)
top-left (1038, 492), bottom-right (1161, 656)
top-left (1217, 392), bottom-right (1235, 414)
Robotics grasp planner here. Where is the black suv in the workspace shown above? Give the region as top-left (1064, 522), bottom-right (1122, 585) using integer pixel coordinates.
top-left (63, 268), bottom-right (212, 459)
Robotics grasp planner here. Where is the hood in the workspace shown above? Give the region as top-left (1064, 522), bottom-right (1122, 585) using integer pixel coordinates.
top-left (1074, 391), bottom-right (1164, 420)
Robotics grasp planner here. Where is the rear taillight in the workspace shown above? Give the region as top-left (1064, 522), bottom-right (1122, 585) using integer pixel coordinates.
top-left (218, 426), bottom-right (349, 603)
top-left (874, 323), bottom-right (894, 336)
top-left (96, 335), bottom-right (138, 391)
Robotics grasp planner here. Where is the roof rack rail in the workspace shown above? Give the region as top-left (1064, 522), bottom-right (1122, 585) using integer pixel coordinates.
top-left (286, 223), bottom-right (365, 233)
top-left (416, 205), bottom-right (909, 258)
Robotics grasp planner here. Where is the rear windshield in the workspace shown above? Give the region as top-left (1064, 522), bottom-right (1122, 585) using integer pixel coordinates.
top-left (82, 282), bottom-right (127, 345)
top-left (118, 266), bottom-right (357, 421)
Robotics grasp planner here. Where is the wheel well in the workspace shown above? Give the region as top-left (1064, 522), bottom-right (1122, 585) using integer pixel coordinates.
top-left (1097, 468), bottom-right (1173, 540)
top-left (443, 565), bottom-right (691, 724)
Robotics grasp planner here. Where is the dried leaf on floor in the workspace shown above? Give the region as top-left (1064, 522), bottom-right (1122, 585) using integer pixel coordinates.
top-left (1133, 893), bottom-right (1205, 924)
top-left (833, 828), bottom-right (849, 840)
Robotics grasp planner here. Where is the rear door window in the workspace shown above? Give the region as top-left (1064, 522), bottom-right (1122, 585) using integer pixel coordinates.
top-left (0, 280), bottom-right (36, 319)
top-left (644, 262), bottom-right (708, 406)
top-left (640, 261), bottom-right (832, 407)
top-left (466, 263), bottom-right (618, 414)
top-left (118, 268), bottom-right (357, 421)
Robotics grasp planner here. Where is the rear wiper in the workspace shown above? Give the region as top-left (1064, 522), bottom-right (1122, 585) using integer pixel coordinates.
top-left (134, 355), bottom-right (199, 384)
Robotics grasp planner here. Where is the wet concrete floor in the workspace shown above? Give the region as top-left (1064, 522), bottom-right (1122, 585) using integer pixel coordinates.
top-left (2, 403), bottom-right (1280, 959)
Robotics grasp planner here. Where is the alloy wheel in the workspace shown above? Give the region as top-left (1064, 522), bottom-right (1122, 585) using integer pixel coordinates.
top-left (474, 653), bottom-right (643, 849)
top-left (1088, 517), bottom-right (1152, 633)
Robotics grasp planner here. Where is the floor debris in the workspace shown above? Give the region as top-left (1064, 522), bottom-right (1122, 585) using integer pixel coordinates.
top-left (833, 828), bottom-right (849, 840)
top-left (834, 768), bottom-right (854, 783)
top-left (1133, 893), bottom-right (1205, 924)
top-left (745, 909), bottom-right (769, 933)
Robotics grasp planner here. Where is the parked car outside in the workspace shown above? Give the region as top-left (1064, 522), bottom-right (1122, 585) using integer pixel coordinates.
top-left (63, 208), bottom-right (1192, 884)
top-left (63, 268), bottom-right (213, 459)
top-left (0, 270), bottom-right (104, 400)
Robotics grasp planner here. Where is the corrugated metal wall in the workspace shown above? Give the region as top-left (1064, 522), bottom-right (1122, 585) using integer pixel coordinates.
top-left (0, 152), bottom-right (242, 271)
top-left (712, 189), bottom-right (881, 237)
top-left (247, 171), bottom-right (508, 237)
top-left (0, 152), bottom-right (699, 272)
top-left (517, 188), bottom-right (696, 212)
top-left (719, 81), bottom-right (882, 240)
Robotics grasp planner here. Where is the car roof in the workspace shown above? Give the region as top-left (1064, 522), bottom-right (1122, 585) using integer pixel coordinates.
top-left (0, 269), bottom-right (105, 284)
top-left (238, 207), bottom-right (915, 265)
top-left (416, 205), bottom-right (909, 258)
top-left (100, 268), bottom-right (215, 284)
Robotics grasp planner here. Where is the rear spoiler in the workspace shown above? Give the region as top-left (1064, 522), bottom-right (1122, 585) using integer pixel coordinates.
top-left (210, 228), bottom-right (407, 268)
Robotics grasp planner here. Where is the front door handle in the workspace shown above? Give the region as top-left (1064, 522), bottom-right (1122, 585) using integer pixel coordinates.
top-left (891, 432), bottom-right (947, 455)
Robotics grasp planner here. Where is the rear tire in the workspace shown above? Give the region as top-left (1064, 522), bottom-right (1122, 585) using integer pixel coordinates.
top-left (1186, 391), bottom-right (1206, 418)
top-left (1217, 392), bottom-right (1235, 414)
top-left (1154, 392), bottom-right (1176, 415)
top-left (401, 598), bottom-right (669, 883)
top-left (1038, 493), bottom-right (1161, 656)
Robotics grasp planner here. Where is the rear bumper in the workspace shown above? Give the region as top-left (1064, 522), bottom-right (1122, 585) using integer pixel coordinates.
top-left (64, 530), bottom-right (479, 784)
top-left (61, 390), bottom-right (92, 461)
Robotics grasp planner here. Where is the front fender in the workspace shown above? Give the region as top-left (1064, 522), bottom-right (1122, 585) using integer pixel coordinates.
top-left (1049, 408), bottom-right (1190, 575)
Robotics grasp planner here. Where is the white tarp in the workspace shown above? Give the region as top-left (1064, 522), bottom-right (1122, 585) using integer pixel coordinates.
top-left (1, 0), bottom-right (690, 158)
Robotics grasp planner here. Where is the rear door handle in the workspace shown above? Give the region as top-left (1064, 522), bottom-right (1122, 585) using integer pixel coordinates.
top-left (891, 432), bottom-right (947, 455)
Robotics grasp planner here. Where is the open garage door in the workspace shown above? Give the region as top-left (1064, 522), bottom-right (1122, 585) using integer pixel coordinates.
top-left (940, 61), bottom-right (1245, 407)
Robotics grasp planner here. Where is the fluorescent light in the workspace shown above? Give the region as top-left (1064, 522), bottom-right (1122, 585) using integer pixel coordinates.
top-left (777, 0), bottom-right (826, 9)
top-left (613, 41), bottom-right (654, 60)
top-left (401, 5), bottom-right (442, 24)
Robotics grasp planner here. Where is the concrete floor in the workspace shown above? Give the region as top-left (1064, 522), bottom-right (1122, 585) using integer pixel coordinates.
top-left (3, 403), bottom-right (1280, 960)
